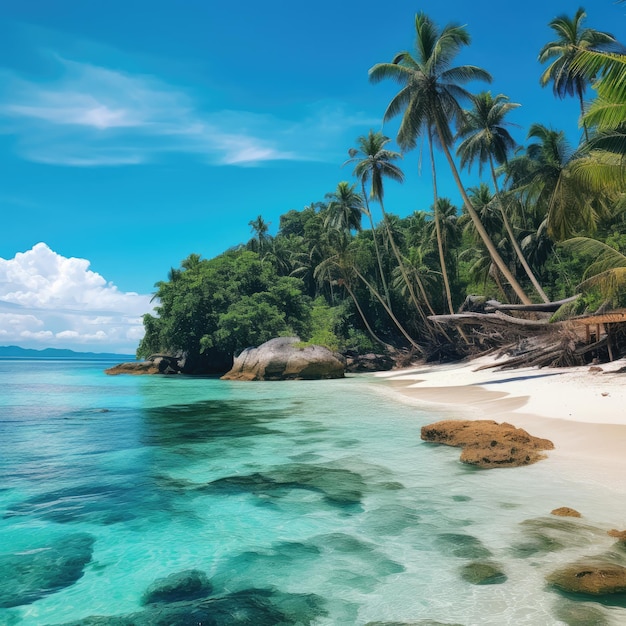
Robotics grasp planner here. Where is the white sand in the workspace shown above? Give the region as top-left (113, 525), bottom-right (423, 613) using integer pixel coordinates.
top-left (377, 355), bottom-right (626, 492)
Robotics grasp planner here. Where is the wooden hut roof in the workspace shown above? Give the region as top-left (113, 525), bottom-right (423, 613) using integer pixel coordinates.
top-left (570, 309), bottom-right (626, 325)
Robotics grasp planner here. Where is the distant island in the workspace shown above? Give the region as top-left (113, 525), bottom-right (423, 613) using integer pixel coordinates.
top-left (0, 345), bottom-right (136, 360)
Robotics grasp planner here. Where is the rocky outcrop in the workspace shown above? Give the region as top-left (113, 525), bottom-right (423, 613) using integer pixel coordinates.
top-left (547, 560), bottom-right (626, 595)
top-left (221, 337), bottom-right (345, 381)
top-left (344, 351), bottom-right (396, 373)
top-left (551, 507), bottom-right (582, 518)
top-left (420, 420), bottom-right (554, 469)
top-left (105, 354), bottom-right (182, 376)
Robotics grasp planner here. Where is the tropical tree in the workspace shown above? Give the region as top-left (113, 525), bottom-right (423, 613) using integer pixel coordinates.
top-left (538, 7), bottom-right (615, 139)
top-left (369, 12), bottom-right (532, 305)
top-left (561, 236), bottom-right (626, 305)
top-left (345, 130), bottom-right (402, 306)
top-left (247, 215), bottom-right (271, 254)
top-left (324, 181), bottom-right (363, 235)
top-left (506, 123), bottom-right (603, 241)
top-left (457, 91), bottom-right (550, 302)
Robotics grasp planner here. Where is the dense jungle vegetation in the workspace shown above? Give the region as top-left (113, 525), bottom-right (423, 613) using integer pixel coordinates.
top-left (138, 8), bottom-right (626, 371)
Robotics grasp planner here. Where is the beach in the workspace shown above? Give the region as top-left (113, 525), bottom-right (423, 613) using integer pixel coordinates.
top-left (377, 355), bottom-right (626, 496)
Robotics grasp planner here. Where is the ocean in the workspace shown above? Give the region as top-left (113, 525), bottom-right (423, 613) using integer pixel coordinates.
top-left (0, 358), bottom-right (625, 625)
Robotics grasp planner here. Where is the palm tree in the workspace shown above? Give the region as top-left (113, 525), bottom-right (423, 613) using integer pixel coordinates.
top-left (324, 182), bottom-right (363, 235)
top-left (538, 7), bottom-right (615, 139)
top-left (457, 91), bottom-right (550, 302)
top-left (561, 236), bottom-right (626, 303)
top-left (248, 215), bottom-right (271, 254)
top-left (344, 129), bottom-right (435, 327)
top-left (425, 198), bottom-right (461, 304)
top-left (507, 123), bottom-right (602, 241)
top-left (369, 11), bottom-right (533, 305)
top-left (345, 130), bottom-right (402, 306)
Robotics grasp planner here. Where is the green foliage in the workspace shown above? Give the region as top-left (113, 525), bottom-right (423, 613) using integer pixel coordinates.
top-left (137, 249), bottom-right (311, 366)
top-left (304, 298), bottom-right (343, 351)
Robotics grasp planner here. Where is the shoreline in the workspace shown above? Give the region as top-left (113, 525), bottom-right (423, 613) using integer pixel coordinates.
top-left (376, 355), bottom-right (626, 495)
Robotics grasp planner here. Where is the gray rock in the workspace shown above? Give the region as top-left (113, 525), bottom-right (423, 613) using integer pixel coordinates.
top-left (221, 337), bottom-right (345, 381)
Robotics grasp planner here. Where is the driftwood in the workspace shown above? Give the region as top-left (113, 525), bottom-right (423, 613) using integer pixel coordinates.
top-left (428, 311), bottom-right (552, 329)
top-left (483, 295), bottom-right (580, 313)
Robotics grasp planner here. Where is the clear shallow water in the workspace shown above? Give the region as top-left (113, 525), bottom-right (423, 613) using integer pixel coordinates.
top-left (1, 359), bottom-right (626, 625)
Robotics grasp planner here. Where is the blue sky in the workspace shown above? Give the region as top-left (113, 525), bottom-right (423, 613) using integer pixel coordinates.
top-left (0, 0), bottom-right (624, 352)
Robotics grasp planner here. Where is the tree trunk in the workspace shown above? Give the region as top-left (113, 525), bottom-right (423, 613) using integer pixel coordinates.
top-left (428, 126), bottom-right (455, 314)
top-left (361, 181), bottom-right (391, 307)
top-left (434, 119), bottom-right (532, 305)
top-left (354, 268), bottom-right (425, 353)
top-left (342, 279), bottom-right (391, 349)
top-left (489, 155), bottom-right (550, 303)
top-left (379, 198), bottom-right (437, 333)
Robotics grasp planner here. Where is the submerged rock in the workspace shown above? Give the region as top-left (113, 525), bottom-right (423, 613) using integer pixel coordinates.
top-left (58, 587), bottom-right (327, 625)
top-left (547, 559), bottom-right (626, 595)
top-left (141, 569), bottom-right (212, 605)
top-left (511, 516), bottom-right (604, 558)
top-left (420, 419), bottom-right (554, 468)
top-left (221, 337), bottom-right (345, 381)
top-left (553, 601), bottom-right (611, 625)
top-left (460, 560), bottom-right (507, 585)
top-left (365, 619), bottom-right (462, 626)
top-left (0, 533), bottom-right (95, 608)
top-left (203, 462), bottom-right (368, 508)
top-left (434, 533), bottom-right (492, 559)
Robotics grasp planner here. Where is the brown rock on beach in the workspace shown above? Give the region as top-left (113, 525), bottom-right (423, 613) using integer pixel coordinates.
top-left (420, 419), bottom-right (554, 469)
top-left (550, 507), bottom-right (582, 517)
top-left (547, 560), bottom-right (626, 595)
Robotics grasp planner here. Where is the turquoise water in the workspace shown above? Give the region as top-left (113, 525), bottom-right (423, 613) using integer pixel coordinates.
top-left (1, 359), bottom-right (626, 625)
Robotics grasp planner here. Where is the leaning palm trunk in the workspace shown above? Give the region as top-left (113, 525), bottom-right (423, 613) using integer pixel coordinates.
top-left (428, 128), bottom-right (455, 315)
top-left (353, 267), bottom-right (425, 353)
top-left (361, 182), bottom-right (392, 307)
top-left (435, 120), bottom-right (532, 304)
top-left (489, 156), bottom-right (550, 303)
top-left (380, 198), bottom-right (437, 323)
top-left (341, 279), bottom-right (392, 349)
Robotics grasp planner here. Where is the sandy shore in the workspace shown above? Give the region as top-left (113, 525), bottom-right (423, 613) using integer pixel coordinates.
top-left (377, 355), bottom-right (626, 492)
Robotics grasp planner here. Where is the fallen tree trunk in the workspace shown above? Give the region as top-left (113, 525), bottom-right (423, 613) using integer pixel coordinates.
top-left (428, 311), bottom-right (552, 329)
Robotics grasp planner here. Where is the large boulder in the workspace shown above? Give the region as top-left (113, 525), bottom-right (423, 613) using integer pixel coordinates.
top-left (420, 420), bottom-right (554, 469)
top-left (221, 337), bottom-right (345, 381)
top-left (547, 560), bottom-right (626, 595)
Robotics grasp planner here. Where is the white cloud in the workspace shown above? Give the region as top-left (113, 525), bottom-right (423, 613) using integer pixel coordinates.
top-left (0, 57), bottom-right (375, 167)
top-left (0, 243), bottom-right (153, 353)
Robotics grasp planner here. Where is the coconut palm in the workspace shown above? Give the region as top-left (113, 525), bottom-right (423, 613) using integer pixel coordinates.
top-left (507, 123), bottom-right (603, 241)
top-left (538, 7), bottom-right (615, 139)
top-left (457, 91), bottom-right (550, 302)
top-left (369, 11), bottom-right (532, 305)
top-left (247, 215), bottom-right (271, 254)
top-left (324, 182), bottom-right (363, 235)
top-left (345, 129), bottom-right (435, 327)
top-left (561, 236), bottom-right (626, 303)
top-left (345, 130), bottom-right (402, 305)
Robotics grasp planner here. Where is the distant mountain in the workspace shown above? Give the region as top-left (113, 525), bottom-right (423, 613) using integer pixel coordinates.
top-left (0, 345), bottom-right (135, 360)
